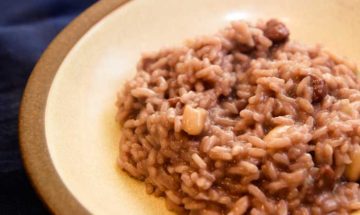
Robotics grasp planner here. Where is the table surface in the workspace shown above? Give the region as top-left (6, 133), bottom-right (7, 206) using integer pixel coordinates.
top-left (0, 0), bottom-right (96, 214)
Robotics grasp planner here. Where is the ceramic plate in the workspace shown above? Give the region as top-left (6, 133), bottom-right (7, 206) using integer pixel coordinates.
top-left (19, 0), bottom-right (360, 214)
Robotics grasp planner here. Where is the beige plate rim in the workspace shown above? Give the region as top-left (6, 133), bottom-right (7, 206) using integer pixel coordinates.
top-left (18, 1), bottom-right (129, 214)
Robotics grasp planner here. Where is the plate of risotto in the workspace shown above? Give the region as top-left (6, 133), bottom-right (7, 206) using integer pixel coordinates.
top-left (19, 0), bottom-right (360, 214)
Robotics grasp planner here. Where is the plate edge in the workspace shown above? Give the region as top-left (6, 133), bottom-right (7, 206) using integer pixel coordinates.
top-left (18, 0), bottom-right (130, 214)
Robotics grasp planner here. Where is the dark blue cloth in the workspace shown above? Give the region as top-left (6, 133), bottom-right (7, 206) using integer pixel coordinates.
top-left (0, 0), bottom-right (96, 214)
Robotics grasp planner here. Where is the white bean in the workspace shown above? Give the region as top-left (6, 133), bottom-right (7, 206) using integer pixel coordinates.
top-left (182, 105), bottom-right (208, 135)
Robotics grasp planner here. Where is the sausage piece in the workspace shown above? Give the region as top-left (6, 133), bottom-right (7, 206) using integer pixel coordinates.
top-left (264, 19), bottom-right (290, 43)
top-left (311, 75), bottom-right (328, 103)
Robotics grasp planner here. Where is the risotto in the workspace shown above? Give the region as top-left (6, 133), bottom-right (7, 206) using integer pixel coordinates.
top-left (116, 19), bottom-right (360, 214)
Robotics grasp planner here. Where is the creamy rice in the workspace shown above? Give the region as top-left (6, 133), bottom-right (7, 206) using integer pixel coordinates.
top-left (116, 19), bottom-right (360, 215)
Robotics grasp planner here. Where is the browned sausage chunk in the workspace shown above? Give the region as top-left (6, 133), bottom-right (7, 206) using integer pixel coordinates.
top-left (315, 165), bottom-right (336, 190)
top-left (264, 19), bottom-right (290, 43)
top-left (311, 75), bottom-right (328, 103)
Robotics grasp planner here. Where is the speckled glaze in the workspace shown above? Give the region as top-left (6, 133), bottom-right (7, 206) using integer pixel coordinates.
top-left (20, 0), bottom-right (360, 214)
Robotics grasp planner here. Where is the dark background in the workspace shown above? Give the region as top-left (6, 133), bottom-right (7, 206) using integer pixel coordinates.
top-left (0, 0), bottom-right (96, 214)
